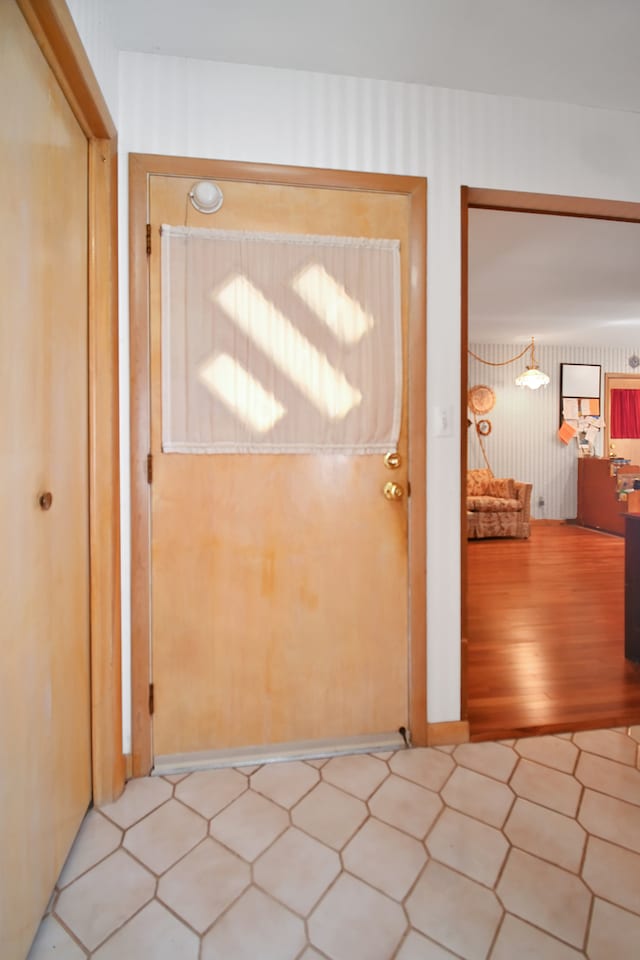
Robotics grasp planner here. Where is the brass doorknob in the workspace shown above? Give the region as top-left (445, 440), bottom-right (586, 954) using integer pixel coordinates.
top-left (383, 481), bottom-right (404, 501)
top-left (39, 492), bottom-right (53, 511)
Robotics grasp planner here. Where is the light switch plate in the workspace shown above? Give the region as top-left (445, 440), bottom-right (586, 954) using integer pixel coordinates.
top-left (434, 405), bottom-right (453, 437)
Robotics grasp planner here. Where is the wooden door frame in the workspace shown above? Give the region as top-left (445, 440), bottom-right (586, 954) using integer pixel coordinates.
top-left (129, 154), bottom-right (427, 775)
top-left (604, 372), bottom-right (640, 457)
top-left (460, 186), bottom-right (640, 724)
top-left (16, 0), bottom-right (123, 803)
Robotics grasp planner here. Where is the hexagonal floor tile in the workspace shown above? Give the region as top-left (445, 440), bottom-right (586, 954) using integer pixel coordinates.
top-left (174, 768), bottom-right (247, 819)
top-left (309, 873), bottom-right (407, 960)
top-left (209, 788), bottom-right (288, 860)
top-left (157, 838), bottom-right (250, 932)
top-left (573, 729), bottom-right (637, 765)
top-left (394, 930), bottom-right (459, 958)
top-left (201, 887), bottom-right (305, 960)
top-left (368, 775), bottom-right (441, 839)
top-left (254, 827), bottom-right (340, 915)
top-left (491, 914), bottom-right (584, 960)
top-left (58, 810), bottom-right (122, 888)
top-left (389, 747), bottom-right (455, 792)
top-left (426, 807), bottom-right (508, 886)
top-left (321, 753), bottom-right (388, 799)
top-left (504, 798), bottom-right (586, 872)
top-left (441, 766), bottom-right (513, 828)
top-left (510, 759), bottom-right (581, 817)
top-left (92, 901), bottom-right (198, 960)
top-left (99, 776), bottom-right (172, 829)
top-left (578, 788), bottom-right (640, 854)
top-left (291, 782), bottom-right (367, 849)
top-left (250, 760), bottom-right (319, 808)
top-left (453, 740), bottom-right (518, 782)
top-left (496, 849), bottom-right (591, 948)
top-left (587, 898), bottom-right (640, 960)
top-left (582, 836), bottom-right (640, 915)
top-left (55, 850), bottom-right (155, 951)
top-left (342, 817), bottom-right (427, 900)
top-left (123, 798), bottom-right (207, 874)
top-left (575, 752), bottom-right (640, 805)
top-left (27, 916), bottom-right (85, 960)
top-left (406, 861), bottom-right (502, 960)
top-left (514, 736), bottom-right (578, 773)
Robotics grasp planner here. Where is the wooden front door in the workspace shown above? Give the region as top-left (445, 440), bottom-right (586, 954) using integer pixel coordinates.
top-left (0, 2), bottom-right (91, 954)
top-left (133, 158), bottom-right (426, 767)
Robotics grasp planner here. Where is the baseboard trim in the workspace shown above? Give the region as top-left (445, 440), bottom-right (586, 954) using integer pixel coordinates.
top-left (427, 720), bottom-right (470, 746)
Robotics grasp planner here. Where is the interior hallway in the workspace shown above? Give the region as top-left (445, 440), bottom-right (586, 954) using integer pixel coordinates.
top-left (29, 728), bottom-right (640, 959)
top-left (467, 523), bottom-right (640, 740)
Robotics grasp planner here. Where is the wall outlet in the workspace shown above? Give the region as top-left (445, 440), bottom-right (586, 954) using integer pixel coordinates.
top-left (537, 496), bottom-right (545, 507)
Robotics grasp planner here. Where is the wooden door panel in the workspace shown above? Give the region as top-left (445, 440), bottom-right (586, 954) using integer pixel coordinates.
top-left (149, 176), bottom-right (411, 757)
top-left (0, 2), bottom-right (91, 955)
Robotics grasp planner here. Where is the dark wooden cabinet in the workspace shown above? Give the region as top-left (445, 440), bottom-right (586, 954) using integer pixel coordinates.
top-left (624, 515), bottom-right (640, 662)
top-left (577, 458), bottom-right (640, 536)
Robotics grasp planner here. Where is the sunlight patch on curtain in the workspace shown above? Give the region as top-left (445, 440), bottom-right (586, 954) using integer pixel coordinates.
top-left (161, 225), bottom-right (402, 453)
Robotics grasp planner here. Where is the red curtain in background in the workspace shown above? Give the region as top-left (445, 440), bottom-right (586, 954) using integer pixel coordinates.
top-left (611, 389), bottom-right (640, 438)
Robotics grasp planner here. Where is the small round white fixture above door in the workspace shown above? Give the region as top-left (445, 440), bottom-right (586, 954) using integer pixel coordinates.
top-left (189, 180), bottom-right (224, 214)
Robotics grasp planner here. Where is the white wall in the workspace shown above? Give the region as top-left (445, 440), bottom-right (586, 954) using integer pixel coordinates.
top-left (468, 344), bottom-right (640, 518)
top-left (117, 50), bottom-right (640, 751)
top-left (65, 0), bottom-right (119, 120)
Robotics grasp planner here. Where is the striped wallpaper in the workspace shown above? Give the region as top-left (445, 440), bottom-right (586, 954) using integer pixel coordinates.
top-left (63, 18), bottom-right (640, 739)
top-left (468, 343), bottom-right (640, 519)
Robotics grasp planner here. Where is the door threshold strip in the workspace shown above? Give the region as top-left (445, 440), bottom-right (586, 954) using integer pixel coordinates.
top-left (153, 731), bottom-right (407, 776)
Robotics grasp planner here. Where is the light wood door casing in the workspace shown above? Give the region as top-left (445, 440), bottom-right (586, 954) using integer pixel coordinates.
top-left (0, 2), bottom-right (91, 955)
top-left (149, 176), bottom-right (412, 756)
top-left (605, 373), bottom-right (640, 465)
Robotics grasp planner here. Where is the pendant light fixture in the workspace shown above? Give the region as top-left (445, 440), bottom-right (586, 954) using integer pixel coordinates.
top-left (514, 337), bottom-right (550, 390)
top-left (469, 336), bottom-right (550, 391)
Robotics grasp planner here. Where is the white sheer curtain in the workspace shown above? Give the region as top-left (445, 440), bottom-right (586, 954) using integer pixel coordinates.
top-left (161, 224), bottom-right (402, 453)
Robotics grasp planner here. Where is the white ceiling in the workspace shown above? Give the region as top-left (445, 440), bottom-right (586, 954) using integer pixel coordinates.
top-left (111, 0), bottom-right (640, 114)
top-left (469, 210), bottom-right (640, 347)
top-left (110, 0), bottom-right (640, 347)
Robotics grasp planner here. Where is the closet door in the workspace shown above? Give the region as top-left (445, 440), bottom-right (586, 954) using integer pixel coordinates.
top-left (0, 2), bottom-right (91, 956)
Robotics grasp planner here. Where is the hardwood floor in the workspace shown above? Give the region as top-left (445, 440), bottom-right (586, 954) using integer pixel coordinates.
top-left (466, 521), bottom-right (640, 741)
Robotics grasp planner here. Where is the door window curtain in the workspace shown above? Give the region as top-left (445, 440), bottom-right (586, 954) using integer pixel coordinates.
top-left (161, 225), bottom-right (402, 453)
top-left (611, 389), bottom-right (640, 438)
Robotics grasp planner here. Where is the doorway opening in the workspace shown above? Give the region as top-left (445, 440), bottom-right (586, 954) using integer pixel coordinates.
top-left (461, 187), bottom-right (640, 740)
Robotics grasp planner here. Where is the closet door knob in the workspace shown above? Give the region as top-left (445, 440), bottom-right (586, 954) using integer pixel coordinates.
top-left (39, 492), bottom-right (53, 511)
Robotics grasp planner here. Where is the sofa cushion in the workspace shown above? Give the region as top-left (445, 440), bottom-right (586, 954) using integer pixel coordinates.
top-left (467, 496), bottom-right (523, 513)
top-left (486, 477), bottom-right (516, 500)
top-left (467, 468), bottom-right (493, 496)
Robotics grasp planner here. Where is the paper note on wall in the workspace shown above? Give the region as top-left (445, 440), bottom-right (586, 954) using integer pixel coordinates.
top-left (558, 420), bottom-right (577, 444)
top-left (563, 398), bottom-right (579, 419)
top-left (580, 398), bottom-right (600, 416)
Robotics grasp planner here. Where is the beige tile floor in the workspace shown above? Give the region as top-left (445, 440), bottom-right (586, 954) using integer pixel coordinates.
top-left (28, 727), bottom-right (640, 960)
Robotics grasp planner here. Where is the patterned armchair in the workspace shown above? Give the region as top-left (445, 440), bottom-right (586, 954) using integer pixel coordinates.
top-left (467, 468), bottom-right (532, 539)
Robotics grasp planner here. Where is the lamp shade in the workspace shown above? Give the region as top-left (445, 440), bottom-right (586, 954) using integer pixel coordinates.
top-left (515, 365), bottom-right (550, 390)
